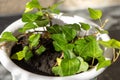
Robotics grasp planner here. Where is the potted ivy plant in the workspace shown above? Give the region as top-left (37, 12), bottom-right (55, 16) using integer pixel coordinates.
top-left (0, 0), bottom-right (120, 80)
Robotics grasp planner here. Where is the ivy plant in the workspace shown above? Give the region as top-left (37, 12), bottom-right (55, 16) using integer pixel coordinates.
top-left (0, 0), bottom-right (120, 77)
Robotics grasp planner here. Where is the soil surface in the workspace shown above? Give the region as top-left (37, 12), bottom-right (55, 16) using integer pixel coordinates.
top-left (11, 36), bottom-right (61, 76)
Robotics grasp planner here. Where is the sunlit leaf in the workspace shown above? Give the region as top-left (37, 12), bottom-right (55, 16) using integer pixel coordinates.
top-left (97, 60), bottom-right (111, 70)
top-left (99, 39), bottom-right (120, 49)
top-left (88, 8), bottom-right (102, 20)
top-left (25, 0), bottom-right (41, 13)
top-left (11, 46), bottom-right (33, 61)
top-left (0, 32), bottom-right (18, 42)
top-left (11, 51), bottom-right (25, 60)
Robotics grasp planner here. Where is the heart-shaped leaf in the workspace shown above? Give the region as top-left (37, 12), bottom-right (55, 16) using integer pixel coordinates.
top-left (88, 8), bottom-right (102, 20)
top-left (0, 32), bottom-right (18, 42)
top-left (52, 58), bottom-right (80, 76)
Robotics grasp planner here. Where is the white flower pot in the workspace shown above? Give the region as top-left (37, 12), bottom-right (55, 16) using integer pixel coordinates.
top-left (0, 15), bottom-right (113, 80)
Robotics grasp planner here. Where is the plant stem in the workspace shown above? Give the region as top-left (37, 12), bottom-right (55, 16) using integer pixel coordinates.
top-left (99, 19), bottom-right (102, 28)
top-left (91, 58), bottom-right (95, 66)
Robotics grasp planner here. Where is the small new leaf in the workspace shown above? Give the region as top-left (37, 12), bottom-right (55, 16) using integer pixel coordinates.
top-left (57, 58), bottom-right (62, 66)
top-left (36, 45), bottom-right (46, 55)
top-left (11, 51), bottom-right (25, 60)
top-left (25, 0), bottom-right (41, 13)
top-left (88, 8), bottom-right (102, 20)
top-left (11, 46), bottom-right (33, 61)
top-left (0, 32), bottom-right (18, 42)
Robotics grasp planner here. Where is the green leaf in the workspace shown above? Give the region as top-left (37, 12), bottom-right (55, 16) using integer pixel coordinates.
top-left (19, 22), bottom-right (37, 33)
top-left (51, 9), bottom-right (60, 14)
top-left (99, 39), bottom-right (120, 49)
top-left (88, 8), bottom-right (102, 20)
top-left (53, 41), bottom-right (66, 51)
top-left (36, 45), bottom-right (46, 55)
top-left (11, 51), bottom-right (25, 60)
top-left (97, 60), bottom-right (111, 70)
top-left (49, 2), bottom-right (62, 14)
top-left (52, 33), bottom-right (68, 51)
top-left (52, 58), bottom-right (80, 76)
top-left (47, 24), bottom-right (61, 34)
top-left (25, 50), bottom-right (33, 61)
top-left (77, 57), bottom-right (89, 73)
top-left (11, 46), bottom-right (33, 61)
top-left (62, 27), bottom-right (77, 41)
top-left (36, 11), bottom-right (43, 16)
top-left (51, 33), bottom-right (67, 44)
top-left (74, 36), bottom-right (103, 58)
top-left (52, 66), bottom-right (62, 76)
top-left (28, 34), bottom-right (40, 48)
top-left (25, 0), bottom-right (41, 13)
top-left (22, 13), bottom-right (38, 22)
top-left (23, 46), bottom-right (33, 61)
top-left (63, 44), bottom-right (76, 59)
top-left (64, 23), bottom-right (81, 31)
top-left (35, 19), bottom-right (49, 27)
top-left (97, 55), bottom-right (106, 62)
top-left (0, 32), bottom-right (18, 42)
top-left (80, 23), bottom-right (90, 30)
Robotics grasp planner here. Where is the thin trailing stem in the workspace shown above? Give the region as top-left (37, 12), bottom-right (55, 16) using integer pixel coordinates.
top-left (99, 19), bottom-right (103, 28)
top-left (112, 49), bottom-right (120, 62)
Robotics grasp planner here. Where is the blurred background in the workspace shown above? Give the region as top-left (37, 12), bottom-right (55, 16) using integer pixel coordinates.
top-left (0, 0), bottom-right (120, 80)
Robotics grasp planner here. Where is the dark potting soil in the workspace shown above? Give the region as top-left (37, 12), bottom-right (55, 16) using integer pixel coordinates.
top-left (11, 36), bottom-right (62, 76)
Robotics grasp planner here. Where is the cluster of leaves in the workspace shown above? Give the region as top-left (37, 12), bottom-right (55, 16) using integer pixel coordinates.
top-left (0, 0), bottom-right (120, 77)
